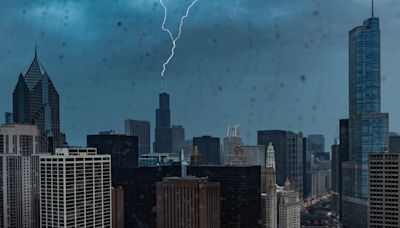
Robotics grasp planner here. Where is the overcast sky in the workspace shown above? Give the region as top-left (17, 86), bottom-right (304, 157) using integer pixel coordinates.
top-left (1, 0), bottom-right (400, 148)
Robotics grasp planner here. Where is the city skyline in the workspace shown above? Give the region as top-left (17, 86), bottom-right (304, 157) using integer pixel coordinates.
top-left (2, 1), bottom-right (400, 147)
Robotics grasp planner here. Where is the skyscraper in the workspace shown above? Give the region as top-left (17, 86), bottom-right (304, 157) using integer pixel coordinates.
top-left (156, 177), bottom-right (220, 228)
top-left (277, 179), bottom-right (301, 228)
top-left (87, 132), bottom-right (138, 185)
top-left (222, 124), bottom-right (243, 165)
top-left (264, 143), bottom-right (277, 228)
top-left (258, 130), bottom-right (303, 197)
top-left (155, 92), bottom-right (172, 153)
top-left (13, 48), bottom-right (61, 153)
top-left (171, 125), bottom-right (185, 153)
top-left (368, 152), bottom-right (400, 227)
top-left (0, 124), bottom-right (40, 228)
top-left (193, 136), bottom-right (220, 165)
top-left (40, 148), bottom-right (111, 228)
top-left (125, 119), bottom-right (150, 155)
top-left (308, 135), bottom-right (325, 155)
top-left (388, 132), bottom-right (400, 153)
top-left (342, 6), bottom-right (389, 227)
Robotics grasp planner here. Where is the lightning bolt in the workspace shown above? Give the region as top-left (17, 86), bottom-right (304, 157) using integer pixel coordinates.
top-left (159, 0), bottom-right (199, 78)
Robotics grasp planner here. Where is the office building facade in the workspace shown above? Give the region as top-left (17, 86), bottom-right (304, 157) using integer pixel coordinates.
top-left (277, 180), bottom-right (301, 228)
top-left (40, 148), bottom-right (111, 228)
top-left (0, 124), bottom-right (40, 228)
top-left (222, 125), bottom-right (243, 165)
top-left (87, 133), bottom-right (138, 185)
top-left (12, 49), bottom-right (61, 153)
top-left (171, 125), bottom-right (185, 153)
top-left (156, 177), bottom-right (220, 228)
top-left (155, 93), bottom-right (172, 153)
top-left (343, 12), bottom-right (389, 228)
top-left (125, 119), bottom-right (150, 155)
top-left (258, 130), bottom-right (303, 197)
top-left (193, 136), bottom-right (220, 165)
top-left (368, 152), bottom-right (400, 228)
top-left (114, 165), bottom-right (260, 228)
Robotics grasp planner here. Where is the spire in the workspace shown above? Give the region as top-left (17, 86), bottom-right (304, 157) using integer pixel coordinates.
top-left (372, 0), bottom-right (374, 18)
top-left (34, 43), bottom-right (38, 59)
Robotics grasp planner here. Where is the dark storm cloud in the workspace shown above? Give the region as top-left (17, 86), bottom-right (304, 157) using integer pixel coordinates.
top-left (1, 0), bottom-right (400, 146)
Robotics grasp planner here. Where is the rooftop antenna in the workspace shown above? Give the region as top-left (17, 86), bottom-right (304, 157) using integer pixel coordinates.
top-left (34, 42), bottom-right (38, 59)
top-left (372, 0), bottom-right (374, 18)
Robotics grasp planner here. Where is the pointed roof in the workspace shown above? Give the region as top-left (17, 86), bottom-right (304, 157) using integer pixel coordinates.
top-left (23, 46), bottom-right (48, 90)
top-left (266, 142), bottom-right (276, 170)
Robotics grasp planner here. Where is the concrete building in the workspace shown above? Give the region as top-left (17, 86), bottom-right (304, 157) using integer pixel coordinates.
top-left (229, 144), bottom-right (246, 166)
top-left (156, 177), bottom-right (220, 228)
top-left (388, 132), bottom-right (400, 153)
top-left (258, 130), bottom-right (303, 197)
top-left (112, 187), bottom-right (124, 228)
top-left (264, 142), bottom-right (277, 228)
top-left (368, 152), bottom-right (400, 228)
top-left (277, 179), bottom-right (301, 228)
top-left (311, 160), bottom-right (331, 197)
top-left (222, 124), bottom-right (242, 165)
top-left (125, 119), bottom-right (150, 155)
top-left (0, 124), bottom-right (40, 228)
top-left (242, 145), bottom-right (266, 166)
top-left (40, 148), bottom-right (112, 228)
top-left (114, 165), bottom-right (261, 228)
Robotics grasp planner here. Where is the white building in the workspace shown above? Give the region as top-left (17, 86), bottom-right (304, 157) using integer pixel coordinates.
top-left (40, 147), bottom-right (112, 228)
top-left (264, 142), bottom-right (277, 228)
top-left (277, 179), bottom-right (301, 228)
top-left (0, 124), bottom-right (40, 228)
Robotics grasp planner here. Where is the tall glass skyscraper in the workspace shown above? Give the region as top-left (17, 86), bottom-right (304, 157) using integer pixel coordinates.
top-left (342, 9), bottom-right (389, 228)
top-left (12, 48), bottom-right (61, 153)
top-left (155, 92), bottom-right (172, 153)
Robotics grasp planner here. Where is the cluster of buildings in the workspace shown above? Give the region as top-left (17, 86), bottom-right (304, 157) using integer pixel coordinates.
top-left (1, 2), bottom-right (399, 228)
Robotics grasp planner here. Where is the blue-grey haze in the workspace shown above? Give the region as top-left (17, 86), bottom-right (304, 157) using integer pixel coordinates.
top-left (1, 0), bottom-right (400, 146)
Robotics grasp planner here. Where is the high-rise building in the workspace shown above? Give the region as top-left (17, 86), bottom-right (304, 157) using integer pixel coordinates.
top-left (302, 137), bottom-right (312, 199)
top-left (156, 177), bottom-right (220, 228)
top-left (39, 148), bottom-right (111, 228)
top-left (229, 144), bottom-right (246, 166)
top-left (242, 145), bottom-right (266, 166)
top-left (258, 130), bottom-right (303, 197)
top-left (388, 132), bottom-right (400, 153)
top-left (193, 136), bottom-right (220, 165)
top-left (277, 179), bottom-right (301, 228)
top-left (264, 142), bottom-right (277, 228)
top-left (171, 125), bottom-right (185, 153)
top-left (87, 132), bottom-right (138, 185)
top-left (13, 48), bottom-right (61, 153)
top-left (0, 124), bottom-right (40, 228)
top-left (112, 187), bottom-right (125, 228)
top-left (308, 135), bottom-right (325, 155)
top-left (114, 165), bottom-right (261, 228)
top-left (331, 141), bottom-right (341, 214)
top-left (222, 125), bottom-right (243, 165)
top-left (311, 160), bottom-right (331, 197)
top-left (342, 6), bottom-right (389, 228)
top-left (4, 112), bottom-right (13, 124)
top-left (155, 93), bottom-right (172, 153)
top-left (337, 119), bottom-right (349, 219)
top-left (368, 152), bottom-right (400, 228)
top-left (125, 119), bottom-right (150, 155)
